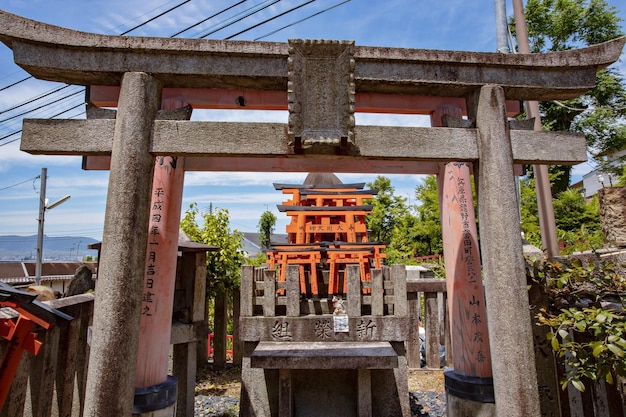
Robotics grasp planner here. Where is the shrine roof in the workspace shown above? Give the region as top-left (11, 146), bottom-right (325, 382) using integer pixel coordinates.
top-left (299, 190), bottom-right (378, 196)
top-left (274, 183), bottom-right (366, 190)
top-left (277, 205), bottom-right (374, 212)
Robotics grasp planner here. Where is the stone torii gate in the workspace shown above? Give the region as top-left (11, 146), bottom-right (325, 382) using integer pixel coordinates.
top-left (1, 9), bottom-right (623, 417)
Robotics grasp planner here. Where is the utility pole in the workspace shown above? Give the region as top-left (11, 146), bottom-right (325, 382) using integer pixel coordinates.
top-left (494, 0), bottom-right (510, 53)
top-left (35, 167), bottom-right (47, 285)
top-left (35, 167), bottom-right (71, 285)
top-left (512, 0), bottom-right (560, 258)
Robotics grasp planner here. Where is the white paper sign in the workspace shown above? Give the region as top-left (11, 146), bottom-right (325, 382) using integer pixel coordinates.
top-left (333, 314), bottom-right (349, 333)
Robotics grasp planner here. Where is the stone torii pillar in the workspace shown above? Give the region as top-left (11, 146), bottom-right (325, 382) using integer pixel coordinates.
top-left (473, 84), bottom-right (541, 417)
top-left (84, 72), bottom-right (161, 417)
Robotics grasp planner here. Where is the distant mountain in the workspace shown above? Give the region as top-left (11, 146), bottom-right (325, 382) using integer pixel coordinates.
top-left (0, 235), bottom-right (99, 261)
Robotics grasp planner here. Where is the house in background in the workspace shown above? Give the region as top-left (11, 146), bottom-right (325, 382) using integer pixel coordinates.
top-left (0, 261), bottom-right (98, 294)
top-left (578, 149), bottom-right (625, 199)
top-left (241, 232), bottom-right (288, 259)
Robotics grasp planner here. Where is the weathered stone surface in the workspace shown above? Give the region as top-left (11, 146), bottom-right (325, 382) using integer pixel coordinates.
top-left (64, 265), bottom-right (95, 297)
top-left (20, 120), bottom-right (587, 168)
top-left (250, 341), bottom-right (399, 369)
top-left (0, 10), bottom-right (623, 99)
top-left (598, 186), bottom-right (626, 246)
top-left (475, 85), bottom-right (541, 417)
top-left (288, 39), bottom-right (355, 149)
top-left (239, 316), bottom-right (410, 342)
top-left (83, 72), bottom-right (161, 417)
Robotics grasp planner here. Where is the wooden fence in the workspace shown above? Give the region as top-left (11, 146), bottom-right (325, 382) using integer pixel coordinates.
top-left (0, 242), bottom-right (210, 417)
top-left (2, 263), bottom-right (623, 417)
top-left (209, 265), bottom-right (448, 369)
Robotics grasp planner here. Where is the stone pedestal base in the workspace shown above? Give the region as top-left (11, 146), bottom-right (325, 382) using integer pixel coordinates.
top-left (133, 376), bottom-right (177, 416)
top-left (447, 393), bottom-right (496, 417)
top-left (445, 370), bottom-right (495, 417)
top-left (240, 341), bottom-right (410, 417)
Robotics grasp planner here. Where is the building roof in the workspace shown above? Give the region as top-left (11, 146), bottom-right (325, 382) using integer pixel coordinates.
top-left (242, 233), bottom-right (288, 257)
top-left (0, 261), bottom-right (97, 284)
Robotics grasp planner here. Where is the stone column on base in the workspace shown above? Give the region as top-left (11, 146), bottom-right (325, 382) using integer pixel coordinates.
top-left (474, 84), bottom-right (541, 417)
top-left (84, 72), bottom-right (162, 417)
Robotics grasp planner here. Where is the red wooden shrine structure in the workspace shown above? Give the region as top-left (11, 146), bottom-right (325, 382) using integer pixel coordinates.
top-left (266, 174), bottom-right (386, 298)
top-left (0, 282), bottom-right (73, 410)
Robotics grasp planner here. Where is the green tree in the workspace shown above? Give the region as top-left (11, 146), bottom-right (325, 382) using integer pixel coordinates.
top-left (180, 203), bottom-right (245, 296)
top-left (515, 0), bottom-right (626, 192)
top-left (552, 189), bottom-right (600, 232)
top-left (257, 210), bottom-right (277, 249)
top-left (385, 212), bottom-right (421, 264)
top-left (365, 176), bottom-right (408, 242)
top-left (520, 178), bottom-right (605, 253)
top-left (412, 175), bottom-right (443, 256)
top-left (520, 177), bottom-right (542, 247)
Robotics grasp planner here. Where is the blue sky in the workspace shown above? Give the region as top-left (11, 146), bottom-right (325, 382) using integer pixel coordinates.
top-left (0, 0), bottom-right (624, 242)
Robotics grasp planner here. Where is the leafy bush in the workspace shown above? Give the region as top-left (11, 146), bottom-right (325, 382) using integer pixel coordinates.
top-left (529, 255), bottom-right (626, 391)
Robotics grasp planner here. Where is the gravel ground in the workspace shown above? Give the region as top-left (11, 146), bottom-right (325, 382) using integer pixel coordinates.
top-left (194, 391), bottom-right (446, 416)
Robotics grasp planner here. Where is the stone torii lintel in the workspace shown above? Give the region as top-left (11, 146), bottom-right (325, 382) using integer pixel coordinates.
top-left (0, 10), bottom-right (623, 101)
top-left (20, 118), bottom-right (588, 173)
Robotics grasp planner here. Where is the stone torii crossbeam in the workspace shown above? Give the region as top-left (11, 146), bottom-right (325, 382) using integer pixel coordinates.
top-left (0, 9), bottom-right (623, 417)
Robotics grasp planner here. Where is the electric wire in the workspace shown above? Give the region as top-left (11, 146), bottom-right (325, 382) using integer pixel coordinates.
top-left (197, 0), bottom-right (281, 39)
top-left (0, 0), bottom-right (346, 148)
top-left (0, 75), bottom-right (32, 92)
top-left (0, 84), bottom-right (74, 116)
top-left (0, 96), bottom-right (85, 146)
top-left (254, 0), bottom-right (350, 40)
top-left (0, 176), bottom-right (40, 192)
top-left (120, 0), bottom-right (192, 35)
top-left (171, 0), bottom-right (248, 37)
top-left (105, 0), bottom-right (191, 36)
top-left (225, 0), bottom-right (315, 40)
top-left (0, 1), bottom-right (193, 144)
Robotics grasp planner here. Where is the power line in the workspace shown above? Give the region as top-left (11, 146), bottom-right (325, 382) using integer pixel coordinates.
top-left (0, 0), bottom-right (348, 148)
top-left (0, 89), bottom-right (83, 124)
top-left (0, 175), bottom-right (40, 192)
top-left (0, 84), bottom-right (72, 115)
top-left (225, 0), bottom-right (316, 40)
top-left (197, 0), bottom-right (282, 39)
top-left (171, 0), bottom-right (248, 37)
top-left (0, 75), bottom-right (32, 92)
top-left (120, 0), bottom-right (192, 35)
top-left (0, 101), bottom-right (86, 147)
top-left (0, 1), bottom-right (194, 144)
top-left (254, 0), bottom-right (350, 40)
top-left (0, 130), bottom-right (21, 143)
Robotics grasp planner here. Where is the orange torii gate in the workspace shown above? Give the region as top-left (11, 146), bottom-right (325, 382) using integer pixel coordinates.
top-left (267, 176), bottom-right (386, 298)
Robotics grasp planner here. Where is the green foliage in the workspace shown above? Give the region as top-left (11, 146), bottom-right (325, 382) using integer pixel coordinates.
top-left (180, 203), bottom-right (245, 297)
top-left (385, 212), bottom-right (422, 264)
top-left (244, 252), bottom-right (269, 267)
top-left (529, 256), bottom-right (626, 391)
top-left (519, 177), bottom-right (605, 253)
top-left (365, 176), bottom-right (408, 243)
top-left (257, 210), bottom-right (277, 249)
top-left (520, 177), bottom-right (542, 247)
top-left (412, 175), bottom-right (443, 257)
